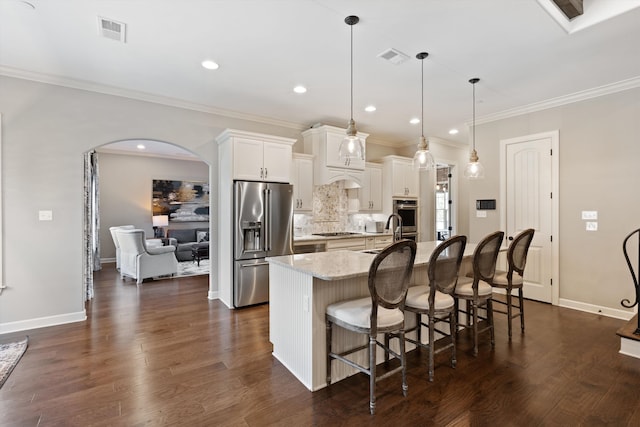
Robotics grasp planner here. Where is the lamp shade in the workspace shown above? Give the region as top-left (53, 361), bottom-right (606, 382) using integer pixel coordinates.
top-left (152, 215), bottom-right (169, 227)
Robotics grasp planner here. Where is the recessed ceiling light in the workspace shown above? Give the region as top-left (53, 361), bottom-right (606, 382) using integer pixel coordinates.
top-left (136, 144), bottom-right (146, 150)
top-left (293, 85), bottom-right (307, 94)
top-left (201, 60), bottom-right (219, 70)
top-left (449, 129), bottom-right (459, 135)
top-left (410, 118), bottom-right (420, 125)
top-left (365, 105), bottom-right (376, 112)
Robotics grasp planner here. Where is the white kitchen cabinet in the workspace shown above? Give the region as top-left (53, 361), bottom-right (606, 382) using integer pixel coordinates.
top-left (358, 163), bottom-right (382, 211)
top-left (365, 235), bottom-right (394, 250)
top-left (374, 235), bottom-right (394, 249)
top-left (218, 130), bottom-right (295, 183)
top-left (302, 125), bottom-right (368, 187)
top-left (324, 131), bottom-right (366, 170)
top-left (383, 155), bottom-right (419, 198)
top-left (292, 153), bottom-right (314, 212)
top-left (326, 237), bottom-right (366, 251)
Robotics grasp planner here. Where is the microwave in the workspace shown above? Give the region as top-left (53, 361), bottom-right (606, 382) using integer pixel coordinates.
top-left (393, 199), bottom-right (418, 234)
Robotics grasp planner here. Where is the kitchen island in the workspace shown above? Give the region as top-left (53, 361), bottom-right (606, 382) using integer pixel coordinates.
top-left (267, 241), bottom-right (478, 391)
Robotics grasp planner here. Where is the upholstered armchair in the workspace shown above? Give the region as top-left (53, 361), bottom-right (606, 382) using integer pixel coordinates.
top-left (116, 229), bottom-right (178, 285)
top-left (109, 225), bottom-right (135, 271)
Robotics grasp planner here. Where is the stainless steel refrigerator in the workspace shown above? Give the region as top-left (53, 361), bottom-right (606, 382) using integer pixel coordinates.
top-left (233, 181), bottom-right (294, 308)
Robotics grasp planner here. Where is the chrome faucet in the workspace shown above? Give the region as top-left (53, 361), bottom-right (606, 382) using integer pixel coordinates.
top-left (385, 214), bottom-right (403, 242)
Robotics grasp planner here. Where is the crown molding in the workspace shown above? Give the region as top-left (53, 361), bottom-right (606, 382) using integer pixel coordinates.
top-left (473, 75), bottom-right (640, 126)
top-left (0, 65), bottom-right (306, 132)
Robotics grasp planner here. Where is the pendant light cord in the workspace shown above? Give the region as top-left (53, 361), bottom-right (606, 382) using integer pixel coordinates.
top-left (350, 23), bottom-right (354, 121)
top-left (421, 57), bottom-right (424, 137)
top-left (469, 78), bottom-right (479, 152)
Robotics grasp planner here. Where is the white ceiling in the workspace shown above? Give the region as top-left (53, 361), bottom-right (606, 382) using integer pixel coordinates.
top-left (2, 0), bottom-right (640, 154)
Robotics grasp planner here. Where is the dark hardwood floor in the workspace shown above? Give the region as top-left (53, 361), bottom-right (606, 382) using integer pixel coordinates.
top-left (1, 266), bottom-right (640, 426)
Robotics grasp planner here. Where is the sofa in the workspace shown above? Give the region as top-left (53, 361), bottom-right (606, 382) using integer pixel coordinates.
top-left (167, 228), bottom-right (210, 261)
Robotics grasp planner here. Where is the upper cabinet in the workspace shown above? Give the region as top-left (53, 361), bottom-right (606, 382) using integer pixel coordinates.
top-left (292, 153), bottom-right (314, 212)
top-left (383, 155), bottom-right (419, 198)
top-left (358, 163), bottom-right (382, 211)
top-left (302, 125), bottom-right (368, 187)
top-left (324, 130), bottom-right (366, 170)
top-left (217, 129), bottom-right (295, 183)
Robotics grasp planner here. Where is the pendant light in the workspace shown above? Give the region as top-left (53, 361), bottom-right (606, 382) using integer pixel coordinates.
top-left (413, 52), bottom-right (435, 171)
top-left (338, 15), bottom-right (365, 162)
top-left (464, 78), bottom-right (485, 179)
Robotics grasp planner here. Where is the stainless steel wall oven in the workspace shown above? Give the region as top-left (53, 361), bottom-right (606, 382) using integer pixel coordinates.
top-left (393, 199), bottom-right (418, 235)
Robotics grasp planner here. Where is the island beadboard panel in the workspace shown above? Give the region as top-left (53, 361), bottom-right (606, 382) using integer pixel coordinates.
top-left (269, 262), bottom-right (420, 391)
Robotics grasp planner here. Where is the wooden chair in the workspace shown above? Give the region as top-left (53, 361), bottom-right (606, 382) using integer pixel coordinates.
top-left (490, 228), bottom-right (535, 339)
top-left (326, 239), bottom-right (417, 415)
top-left (404, 235), bottom-right (467, 381)
top-left (454, 231), bottom-right (504, 356)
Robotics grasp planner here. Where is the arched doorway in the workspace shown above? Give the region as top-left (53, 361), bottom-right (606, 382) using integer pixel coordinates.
top-left (83, 139), bottom-right (213, 299)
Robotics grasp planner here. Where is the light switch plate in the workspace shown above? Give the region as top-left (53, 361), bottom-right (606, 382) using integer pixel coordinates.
top-left (39, 210), bottom-right (53, 221)
top-left (586, 221), bottom-right (598, 231)
top-left (582, 211), bottom-right (598, 220)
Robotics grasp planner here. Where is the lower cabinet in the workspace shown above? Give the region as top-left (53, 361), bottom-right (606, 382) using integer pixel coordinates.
top-left (366, 235), bottom-right (394, 249)
top-left (326, 237), bottom-right (366, 251)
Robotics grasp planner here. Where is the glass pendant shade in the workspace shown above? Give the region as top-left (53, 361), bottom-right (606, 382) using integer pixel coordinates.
top-left (413, 136), bottom-right (435, 170)
top-left (413, 51), bottom-right (434, 171)
top-left (465, 77), bottom-right (484, 179)
top-left (463, 149), bottom-right (485, 179)
top-left (339, 118), bottom-right (365, 160)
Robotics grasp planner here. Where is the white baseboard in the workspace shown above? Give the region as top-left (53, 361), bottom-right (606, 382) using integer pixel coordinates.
top-left (620, 337), bottom-right (640, 359)
top-left (100, 258), bottom-right (116, 264)
top-left (0, 310), bottom-right (87, 334)
top-left (207, 290), bottom-right (219, 300)
top-left (558, 298), bottom-right (634, 320)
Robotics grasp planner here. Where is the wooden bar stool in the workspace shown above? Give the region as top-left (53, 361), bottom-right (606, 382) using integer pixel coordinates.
top-left (490, 228), bottom-right (535, 339)
top-left (454, 231), bottom-right (504, 356)
top-left (326, 240), bottom-right (417, 415)
top-left (404, 235), bottom-right (467, 381)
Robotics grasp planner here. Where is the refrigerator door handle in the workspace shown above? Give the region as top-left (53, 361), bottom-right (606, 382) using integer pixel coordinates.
top-left (241, 261), bottom-right (270, 267)
top-left (265, 188), bottom-right (272, 251)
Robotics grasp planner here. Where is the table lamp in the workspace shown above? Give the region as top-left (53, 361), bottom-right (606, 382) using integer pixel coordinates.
top-left (152, 215), bottom-right (169, 238)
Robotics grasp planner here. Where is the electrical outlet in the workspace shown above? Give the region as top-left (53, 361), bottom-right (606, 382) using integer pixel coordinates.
top-left (39, 210), bottom-right (53, 221)
top-left (582, 211), bottom-right (598, 220)
top-left (476, 210), bottom-right (487, 218)
top-left (586, 221), bottom-right (598, 231)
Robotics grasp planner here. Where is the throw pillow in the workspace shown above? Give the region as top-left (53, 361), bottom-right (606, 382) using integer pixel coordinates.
top-left (197, 231), bottom-right (209, 242)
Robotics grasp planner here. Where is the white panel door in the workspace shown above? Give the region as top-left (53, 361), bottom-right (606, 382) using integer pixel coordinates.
top-left (503, 134), bottom-right (554, 303)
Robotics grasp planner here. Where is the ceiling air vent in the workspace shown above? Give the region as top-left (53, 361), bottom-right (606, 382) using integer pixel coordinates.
top-left (98, 17), bottom-right (127, 43)
top-left (377, 48), bottom-right (410, 65)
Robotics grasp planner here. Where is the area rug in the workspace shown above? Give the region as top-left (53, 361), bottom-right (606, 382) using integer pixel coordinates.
top-left (0, 336), bottom-right (28, 389)
top-left (177, 258), bottom-right (210, 277)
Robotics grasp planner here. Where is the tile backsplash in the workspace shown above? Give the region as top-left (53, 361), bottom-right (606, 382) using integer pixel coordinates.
top-left (293, 182), bottom-right (387, 236)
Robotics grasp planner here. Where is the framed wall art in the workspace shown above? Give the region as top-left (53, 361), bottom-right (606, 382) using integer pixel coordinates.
top-left (152, 179), bottom-right (209, 222)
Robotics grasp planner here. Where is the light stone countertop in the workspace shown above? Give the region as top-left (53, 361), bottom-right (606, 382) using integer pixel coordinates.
top-left (268, 241), bottom-right (480, 281)
top-left (293, 232), bottom-right (392, 243)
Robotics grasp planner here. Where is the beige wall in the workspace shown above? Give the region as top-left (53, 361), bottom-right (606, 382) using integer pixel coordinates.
top-left (98, 152), bottom-right (209, 259)
top-left (469, 87), bottom-right (640, 315)
top-left (0, 75), bottom-right (303, 331)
